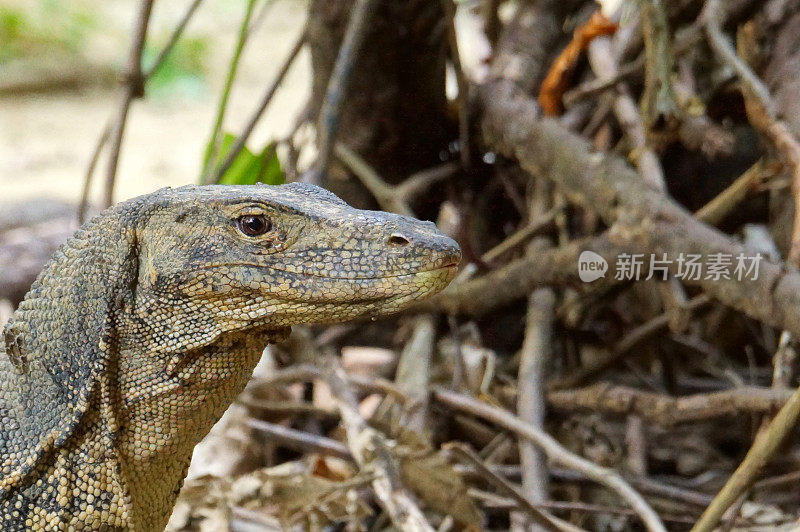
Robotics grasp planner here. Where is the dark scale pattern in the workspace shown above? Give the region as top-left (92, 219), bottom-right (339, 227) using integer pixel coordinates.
top-left (0, 183), bottom-right (460, 530)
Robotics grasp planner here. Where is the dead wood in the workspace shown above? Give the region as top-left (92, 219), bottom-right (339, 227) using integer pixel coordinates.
top-left (546, 383), bottom-right (793, 426)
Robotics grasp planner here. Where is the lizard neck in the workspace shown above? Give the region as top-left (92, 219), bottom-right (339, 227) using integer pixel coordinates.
top-left (111, 330), bottom-right (274, 531)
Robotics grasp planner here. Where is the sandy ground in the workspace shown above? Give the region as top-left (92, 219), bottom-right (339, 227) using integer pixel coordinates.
top-left (0, 0), bottom-right (311, 204)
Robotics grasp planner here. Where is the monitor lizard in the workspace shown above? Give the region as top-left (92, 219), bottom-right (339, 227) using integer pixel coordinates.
top-left (0, 183), bottom-right (460, 531)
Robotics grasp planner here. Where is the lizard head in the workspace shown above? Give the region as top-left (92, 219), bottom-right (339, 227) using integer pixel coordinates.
top-left (133, 183), bottom-right (460, 349)
top-left (0, 182), bottom-right (460, 528)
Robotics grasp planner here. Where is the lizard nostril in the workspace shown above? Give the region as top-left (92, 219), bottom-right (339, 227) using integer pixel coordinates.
top-left (387, 233), bottom-right (411, 247)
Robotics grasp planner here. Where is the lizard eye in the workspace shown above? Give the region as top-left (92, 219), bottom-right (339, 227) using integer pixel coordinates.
top-left (237, 215), bottom-right (272, 236)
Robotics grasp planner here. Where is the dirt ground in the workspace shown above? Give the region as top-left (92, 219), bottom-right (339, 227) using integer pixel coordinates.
top-left (0, 0), bottom-right (311, 204)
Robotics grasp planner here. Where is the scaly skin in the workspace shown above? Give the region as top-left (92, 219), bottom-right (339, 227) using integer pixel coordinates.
top-left (0, 183), bottom-right (460, 531)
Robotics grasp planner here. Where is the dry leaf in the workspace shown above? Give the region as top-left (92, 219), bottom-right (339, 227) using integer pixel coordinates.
top-left (538, 10), bottom-right (617, 115)
top-left (395, 429), bottom-right (484, 528)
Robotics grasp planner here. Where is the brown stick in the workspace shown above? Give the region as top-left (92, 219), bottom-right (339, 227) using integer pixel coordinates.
top-left (335, 143), bottom-right (456, 216)
top-left (445, 443), bottom-right (584, 532)
top-left (550, 295), bottom-right (709, 389)
top-left (587, 37), bottom-right (665, 191)
top-left (440, 0), bottom-right (471, 169)
top-left (394, 315), bottom-right (436, 432)
top-left (428, 232), bottom-right (623, 316)
top-left (211, 32), bottom-right (306, 182)
top-left (252, 363), bottom-right (409, 402)
top-left (246, 418), bottom-right (351, 459)
top-left (693, 159), bottom-right (774, 226)
top-left (432, 388), bottom-right (667, 532)
top-left (517, 289), bottom-right (555, 514)
top-left (478, 78), bottom-right (800, 337)
top-left (78, 121), bottom-right (111, 223)
top-left (321, 353), bottom-right (435, 532)
top-left (691, 388), bottom-right (800, 532)
top-left (546, 383), bottom-right (794, 426)
top-left (102, 0), bottom-right (154, 208)
top-left (702, 0), bottom-right (774, 117)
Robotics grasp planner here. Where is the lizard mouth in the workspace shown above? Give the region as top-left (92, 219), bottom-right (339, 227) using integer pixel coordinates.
top-left (269, 266), bottom-right (458, 306)
top-left (201, 262), bottom-right (458, 281)
top-left (275, 265), bottom-right (458, 288)
top-left (265, 264), bottom-right (457, 281)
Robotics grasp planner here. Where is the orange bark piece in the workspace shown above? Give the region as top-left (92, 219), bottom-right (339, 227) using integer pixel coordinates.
top-left (311, 455), bottom-right (350, 481)
top-left (538, 10), bottom-right (618, 116)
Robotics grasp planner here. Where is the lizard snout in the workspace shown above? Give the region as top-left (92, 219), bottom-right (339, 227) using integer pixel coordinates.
top-left (380, 219), bottom-right (461, 273)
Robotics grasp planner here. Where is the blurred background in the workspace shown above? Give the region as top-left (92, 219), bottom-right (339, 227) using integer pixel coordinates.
top-left (0, 0), bottom-right (310, 201)
top-left (6, 0), bottom-right (800, 530)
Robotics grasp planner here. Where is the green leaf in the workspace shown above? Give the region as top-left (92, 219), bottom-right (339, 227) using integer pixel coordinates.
top-left (216, 133), bottom-right (255, 185)
top-left (258, 143), bottom-right (285, 186)
top-left (215, 133), bottom-right (285, 186)
top-left (144, 36), bottom-right (208, 97)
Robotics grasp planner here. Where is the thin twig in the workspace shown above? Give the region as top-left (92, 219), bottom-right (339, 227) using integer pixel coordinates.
top-left (321, 353), bottom-right (435, 532)
top-left (394, 315), bottom-right (436, 432)
top-left (753, 469), bottom-right (800, 491)
top-left (562, 58), bottom-right (643, 108)
top-left (587, 37), bottom-right (665, 191)
top-left (472, 490), bottom-right (710, 526)
top-left (101, 0), bottom-right (154, 208)
top-left (691, 387), bottom-right (800, 532)
top-left (238, 398), bottom-right (339, 419)
top-left (546, 383), bottom-right (794, 426)
top-left (432, 388), bottom-right (667, 532)
top-left (702, 0), bottom-right (774, 118)
top-left (445, 443), bottom-right (584, 532)
top-left (246, 418), bottom-right (352, 459)
top-left (143, 0), bottom-right (206, 80)
top-left (335, 143), bottom-right (455, 215)
top-left (78, 120), bottom-right (111, 223)
top-left (548, 468), bottom-right (713, 508)
top-left (440, 0), bottom-right (470, 169)
top-left (251, 363), bottom-right (410, 403)
top-left (550, 295), bottom-right (710, 389)
top-left (311, 0), bottom-right (381, 182)
top-left (481, 206), bottom-right (560, 264)
top-left (200, 0), bottom-right (258, 183)
top-left (517, 289), bottom-right (555, 517)
top-left (334, 142), bottom-right (408, 210)
top-left (211, 32), bottom-right (305, 182)
top-left (467, 489), bottom-right (652, 520)
top-left (401, 163), bottom-right (459, 199)
top-left (693, 159), bottom-right (774, 226)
